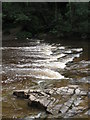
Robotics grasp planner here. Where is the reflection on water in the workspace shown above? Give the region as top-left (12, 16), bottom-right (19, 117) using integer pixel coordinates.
top-left (2, 38), bottom-right (89, 118)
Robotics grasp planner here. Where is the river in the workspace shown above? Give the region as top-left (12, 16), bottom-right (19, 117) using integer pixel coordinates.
top-left (1, 38), bottom-right (90, 119)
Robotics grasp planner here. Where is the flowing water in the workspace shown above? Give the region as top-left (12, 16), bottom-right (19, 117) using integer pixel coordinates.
top-left (1, 38), bottom-right (90, 119)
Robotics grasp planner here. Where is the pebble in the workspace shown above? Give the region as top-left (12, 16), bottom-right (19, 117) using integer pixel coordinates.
top-left (49, 89), bottom-right (55, 94)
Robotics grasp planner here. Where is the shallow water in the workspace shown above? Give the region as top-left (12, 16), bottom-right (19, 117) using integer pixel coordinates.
top-left (2, 38), bottom-right (89, 119)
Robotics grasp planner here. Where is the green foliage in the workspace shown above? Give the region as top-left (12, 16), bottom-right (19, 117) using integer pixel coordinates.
top-left (2, 2), bottom-right (89, 39)
top-left (16, 31), bottom-right (32, 39)
top-left (65, 2), bottom-right (89, 34)
top-left (15, 14), bottom-right (31, 22)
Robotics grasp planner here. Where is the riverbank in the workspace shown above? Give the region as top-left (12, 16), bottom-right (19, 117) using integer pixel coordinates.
top-left (2, 31), bottom-right (89, 44)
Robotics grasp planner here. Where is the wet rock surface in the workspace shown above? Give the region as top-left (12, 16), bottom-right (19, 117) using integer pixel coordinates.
top-left (64, 60), bottom-right (90, 81)
top-left (13, 85), bottom-right (89, 118)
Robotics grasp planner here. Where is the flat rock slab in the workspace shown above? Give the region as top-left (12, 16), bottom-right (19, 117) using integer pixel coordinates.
top-left (13, 86), bottom-right (89, 116)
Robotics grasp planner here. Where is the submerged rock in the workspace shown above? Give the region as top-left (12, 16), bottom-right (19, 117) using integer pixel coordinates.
top-left (65, 60), bottom-right (90, 80)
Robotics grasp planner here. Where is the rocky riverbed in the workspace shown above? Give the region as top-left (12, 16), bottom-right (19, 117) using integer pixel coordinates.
top-left (13, 84), bottom-right (89, 119)
top-left (2, 38), bottom-right (89, 119)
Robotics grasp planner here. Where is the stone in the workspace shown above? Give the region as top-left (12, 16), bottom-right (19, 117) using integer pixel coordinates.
top-left (13, 87), bottom-right (89, 117)
top-left (67, 88), bottom-right (74, 94)
top-left (13, 89), bottom-right (29, 98)
top-left (68, 85), bottom-right (78, 88)
top-left (39, 97), bottom-right (51, 107)
top-left (51, 104), bottom-right (62, 114)
top-left (61, 87), bottom-right (68, 92)
top-left (88, 92), bottom-right (90, 98)
top-left (56, 90), bottom-right (61, 94)
top-left (46, 99), bottom-right (60, 114)
top-left (80, 91), bottom-right (87, 96)
top-left (47, 97), bottom-right (56, 107)
top-left (29, 94), bottom-right (36, 101)
top-left (64, 113), bottom-right (74, 118)
top-left (46, 108), bottom-right (54, 114)
top-left (59, 105), bottom-right (69, 114)
top-left (73, 98), bottom-right (82, 106)
top-left (29, 89), bottom-right (41, 93)
top-left (70, 95), bottom-right (77, 101)
top-left (77, 106), bottom-right (84, 110)
top-left (75, 89), bottom-right (81, 95)
top-left (53, 104), bottom-right (62, 111)
top-left (58, 87), bottom-right (65, 91)
top-left (49, 89), bottom-right (55, 95)
top-left (64, 100), bottom-right (72, 107)
top-left (64, 110), bottom-right (75, 118)
top-left (44, 89), bottom-right (51, 95)
top-left (85, 109), bottom-right (90, 115)
top-left (24, 113), bottom-right (42, 120)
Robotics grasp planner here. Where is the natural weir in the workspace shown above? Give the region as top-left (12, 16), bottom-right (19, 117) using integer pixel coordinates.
top-left (2, 39), bottom-right (90, 119)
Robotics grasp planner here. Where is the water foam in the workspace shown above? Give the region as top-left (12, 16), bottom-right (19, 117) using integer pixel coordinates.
top-left (72, 48), bottom-right (83, 52)
top-left (2, 41), bottom-right (83, 81)
top-left (15, 68), bottom-right (64, 79)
